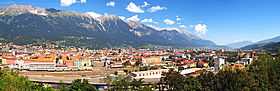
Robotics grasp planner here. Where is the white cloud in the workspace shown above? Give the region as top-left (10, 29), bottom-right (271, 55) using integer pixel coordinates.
top-left (60, 0), bottom-right (86, 7)
top-left (194, 24), bottom-right (208, 34)
top-left (141, 1), bottom-right (150, 7)
top-left (103, 13), bottom-right (109, 16)
top-left (141, 18), bottom-right (153, 23)
top-left (176, 16), bottom-right (181, 21)
top-left (85, 12), bottom-right (102, 18)
top-left (141, 18), bottom-right (159, 24)
top-left (80, 0), bottom-right (86, 3)
top-left (106, 1), bottom-right (115, 7)
top-left (126, 2), bottom-right (145, 13)
top-left (118, 16), bottom-right (126, 20)
top-left (179, 25), bottom-right (187, 28)
top-left (60, 0), bottom-right (76, 6)
top-left (127, 15), bottom-right (140, 22)
top-left (189, 25), bottom-right (194, 28)
top-left (163, 19), bottom-right (176, 25)
top-left (148, 5), bottom-right (167, 13)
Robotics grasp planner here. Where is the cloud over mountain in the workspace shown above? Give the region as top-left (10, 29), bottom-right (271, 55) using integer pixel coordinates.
top-left (194, 24), bottom-right (208, 34)
top-left (141, 1), bottom-right (150, 7)
top-left (163, 19), bottom-right (176, 25)
top-left (126, 2), bottom-right (145, 13)
top-left (141, 18), bottom-right (153, 23)
top-left (127, 15), bottom-right (140, 22)
top-left (85, 12), bottom-right (102, 18)
top-left (148, 5), bottom-right (167, 13)
top-left (106, 1), bottom-right (115, 7)
top-left (60, 0), bottom-right (86, 7)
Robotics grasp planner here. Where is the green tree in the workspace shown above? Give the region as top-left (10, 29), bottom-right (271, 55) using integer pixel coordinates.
top-left (130, 78), bottom-right (144, 90)
top-left (160, 69), bottom-right (186, 91)
top-left (184, 77), bottom-right (202, 91)
top-left (108, 75), bottom-right (154, 91)
top-left (248, 54), bottom-right (280, 90)
top-left (59, 81), bottom-right (68, 91)
top-left (197, 71), bottom-right (216, 91)
top-left (0, 69), bottom-right (55, 91)
top-left (65, 79), bottom-right (98, 91)
top-left (109, 76), bottom-right (131, 91)
top-left (215, 68), bottom-right (252, 91)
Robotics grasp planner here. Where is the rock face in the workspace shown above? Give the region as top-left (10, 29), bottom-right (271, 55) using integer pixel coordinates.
top-left (0, 5), bottom-right (216, 48)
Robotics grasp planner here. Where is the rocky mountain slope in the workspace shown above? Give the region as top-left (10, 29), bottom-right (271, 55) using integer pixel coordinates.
top-left (242, 36), bottom-right (280, 50)
top-left (0, 5), bottom-right (215, 48)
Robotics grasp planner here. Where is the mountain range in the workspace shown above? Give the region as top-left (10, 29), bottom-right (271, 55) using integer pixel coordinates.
top-left (0, 5), bottom-right (216, 48)
top-left (242, 36), bottom-right (280, 52)
top-left (226, 41), bottom-right (253, 49)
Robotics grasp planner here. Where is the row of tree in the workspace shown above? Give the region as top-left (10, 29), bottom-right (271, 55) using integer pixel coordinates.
top-left (0, 69), bottom-right (55, 91)
top-left (0, 69), bottom-right (98, 91)
top-left (160, 54), bottom-right (280, 91)
top-left (105, 76), bottom-right (154, 91)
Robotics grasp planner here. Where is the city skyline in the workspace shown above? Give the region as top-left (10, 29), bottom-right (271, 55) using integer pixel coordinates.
top-left (0, 0), bottom-right (280, 45)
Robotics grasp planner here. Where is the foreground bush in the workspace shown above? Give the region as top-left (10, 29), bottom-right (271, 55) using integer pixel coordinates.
top-left (60, 79), bottom-right (98, 91)
top-left (0, 69), bottom-right (55, 91)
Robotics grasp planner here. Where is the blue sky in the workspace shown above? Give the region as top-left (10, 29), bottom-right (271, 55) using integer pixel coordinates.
top-left (0, 0), bottom-right (280, 45)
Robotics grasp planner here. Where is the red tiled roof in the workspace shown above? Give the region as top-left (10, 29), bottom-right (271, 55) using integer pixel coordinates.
top-left (2, 56), bottom-right (16, 60)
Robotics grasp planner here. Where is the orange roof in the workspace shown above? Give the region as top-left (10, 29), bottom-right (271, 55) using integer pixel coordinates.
top-left (61, 55), bottom-right (74, 62)
top-left (29, 54), bottom-right (56, 62)
top-left (2, 56), bottom-right (16, 60)
top-left (229, 64), bottom-right (245, 69)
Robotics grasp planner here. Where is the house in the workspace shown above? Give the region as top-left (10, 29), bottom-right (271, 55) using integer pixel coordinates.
top-left (181, 60), bottom-right (196, 68)
top-left (175, 51), bottom-right (187, 58)
top-left (73, 57), bottom-right (92, 70)
top-left (1, 56), bottom-right (17, 65)
top-left (142, 56), bottom-right (161, 65)
top-left (229, 64), bottom-right (245, 70)
top-left (16, 54), bottom-right (56, 71)
top-left (180, 68), bottom-right (202, 76)
top-left (25, 62), bottom-right (56, 71)
top-left (237, 58), bottom-right (253, 65)
top-left (197, 60), bottom-right (209, 68)
top-left (214, 57), bottom-right (225, 72)
top-left (130, 69), bottom-right (169, 79)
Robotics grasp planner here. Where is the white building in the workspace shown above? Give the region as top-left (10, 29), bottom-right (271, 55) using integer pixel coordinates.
top-left (130, 69), bottom-right (169, 79)
top-left (214, 57), bottom-right (225, 72)
top-left (180, 68), bottom-right (202, 75)
top-left (237, 58), bottom-right (253, 65)
top-left (26, 62), bottom-right (56, 71)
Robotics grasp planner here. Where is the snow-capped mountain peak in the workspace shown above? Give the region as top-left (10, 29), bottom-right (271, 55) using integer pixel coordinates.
top-left (0, 5), bottom-right (216, 48)
top-left (2, 4), bottom-right (47, 16)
